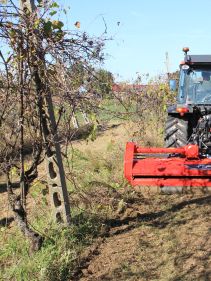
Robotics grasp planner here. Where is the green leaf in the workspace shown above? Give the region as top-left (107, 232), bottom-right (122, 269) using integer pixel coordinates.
top-left (49, 10), bottom-right (57, 16)
top-left (52, 20), bottom-right (64, 30)
top-left (44, 21), bottom-right (52, 35)
top-left (34, 18), bottom-right (40, 28)
top-left (50, 2), bottom-right (60, 8)
top-left (54, 30), bottom-right (64, 40)
top-left (9, 29), bottom-right (16, 38)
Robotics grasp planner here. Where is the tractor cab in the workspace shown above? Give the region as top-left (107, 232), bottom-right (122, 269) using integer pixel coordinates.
top-left (170, 49), bottom-right (211, 113)
top-left (178, 62), bottom-right (211, 106)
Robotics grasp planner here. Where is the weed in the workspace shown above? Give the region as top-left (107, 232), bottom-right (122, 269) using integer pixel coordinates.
top-left (0, 206), bottom-right (103, 281)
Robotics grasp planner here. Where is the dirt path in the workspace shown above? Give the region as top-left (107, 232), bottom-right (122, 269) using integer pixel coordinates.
top-left (75, 193), bottom-right (211, 281)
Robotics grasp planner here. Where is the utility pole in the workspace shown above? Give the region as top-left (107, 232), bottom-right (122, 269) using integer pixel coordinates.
top-left (165, 52), bottom-right (170, 79)
top-left (19, 0), bottom-right (71, 225)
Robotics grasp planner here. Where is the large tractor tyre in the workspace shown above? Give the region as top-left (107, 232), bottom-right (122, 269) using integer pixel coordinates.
top-left (165, 115), bottom-right (188, 148)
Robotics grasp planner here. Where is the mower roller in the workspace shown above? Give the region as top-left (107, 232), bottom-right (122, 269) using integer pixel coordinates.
top-left (124, 48), bottom-right (211, 193)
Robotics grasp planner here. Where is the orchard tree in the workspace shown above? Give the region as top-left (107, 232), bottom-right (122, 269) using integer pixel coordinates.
top-left (90, 69), bottom-right (114, 98)
top-left (0, 0), bottom-right (106, 250)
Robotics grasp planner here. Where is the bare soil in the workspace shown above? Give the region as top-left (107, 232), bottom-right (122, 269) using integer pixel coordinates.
top-left (76, 193), bottom-right (211, 281)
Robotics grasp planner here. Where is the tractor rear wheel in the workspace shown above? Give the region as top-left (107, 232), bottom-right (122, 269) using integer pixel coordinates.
top-left (165, 115), bottom-right (188, 148)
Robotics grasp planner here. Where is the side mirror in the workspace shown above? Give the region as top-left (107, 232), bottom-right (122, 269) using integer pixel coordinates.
top-left (169, 79), bottom-right (177, 91)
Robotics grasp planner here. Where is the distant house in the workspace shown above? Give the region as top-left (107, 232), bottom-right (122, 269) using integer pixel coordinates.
top-left (112, 83), bottom-right (147, 94)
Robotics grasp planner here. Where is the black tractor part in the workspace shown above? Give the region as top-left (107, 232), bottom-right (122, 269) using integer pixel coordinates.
top-left (165, 115), bottom-right (189, 148)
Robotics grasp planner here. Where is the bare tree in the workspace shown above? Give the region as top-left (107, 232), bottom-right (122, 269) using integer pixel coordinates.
top-left (0, 0), bottom-right (105, 250)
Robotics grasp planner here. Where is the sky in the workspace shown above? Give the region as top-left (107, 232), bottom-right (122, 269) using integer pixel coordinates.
top-left (2, 0), bottom-right (211, 82)
top-left (56, 0), bottom-right (211, 82)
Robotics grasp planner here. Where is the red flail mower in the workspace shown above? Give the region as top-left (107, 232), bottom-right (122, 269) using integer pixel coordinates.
top-left (124, 142), bottom-right (211, 190)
